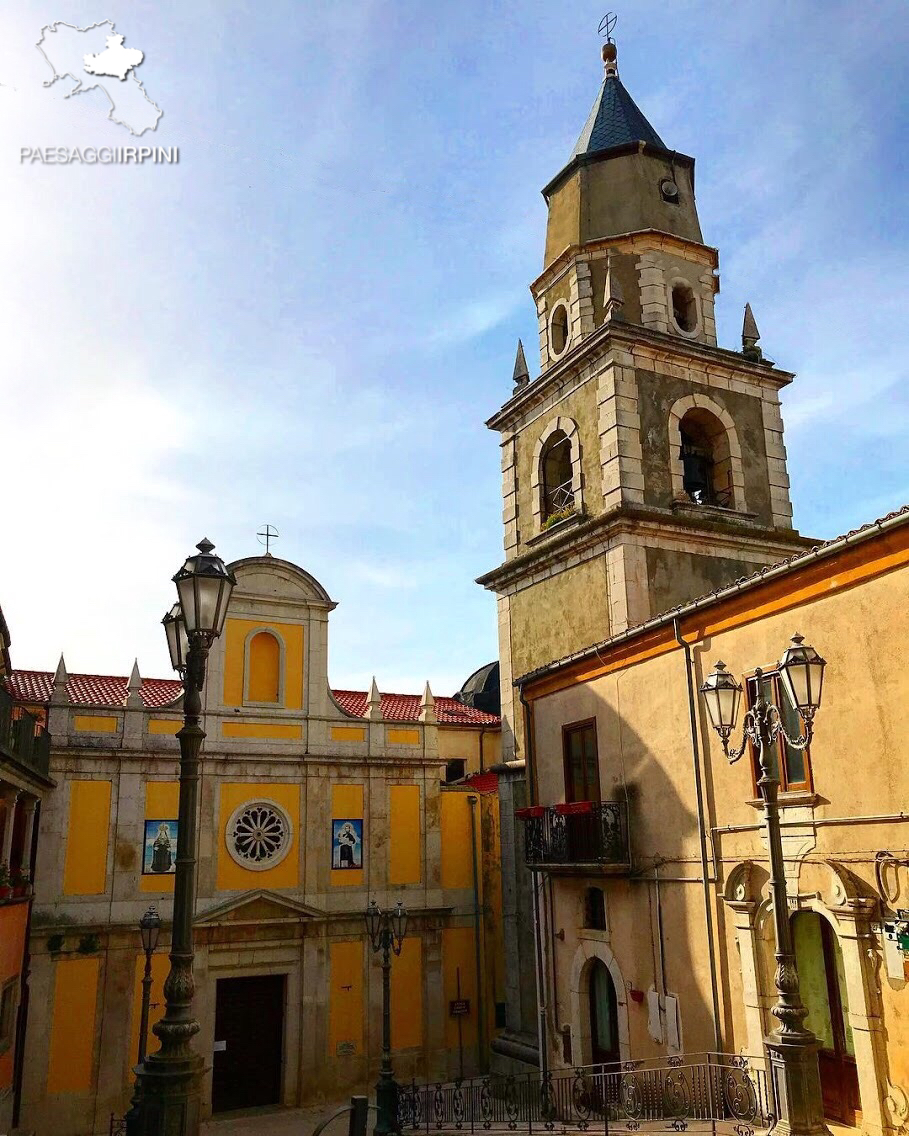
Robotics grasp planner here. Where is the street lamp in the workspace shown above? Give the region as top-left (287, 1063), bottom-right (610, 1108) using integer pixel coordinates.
top-left (365, 900), bottom-right (408, 1136)
top-left (127, 539), bottom-right (235, 1136)
top-left (701, 634), bottom-right (829, 1136)
top-left (138, 906), bottom-right (162, 1064)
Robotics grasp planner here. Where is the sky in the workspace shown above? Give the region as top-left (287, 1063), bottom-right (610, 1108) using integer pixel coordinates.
top-left (0, 2), bottom-right (906, 695)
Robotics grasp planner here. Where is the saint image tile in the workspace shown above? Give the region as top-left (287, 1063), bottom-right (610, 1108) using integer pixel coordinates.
top-left (332, 818), bottom-right (363, 870)
top-left (143, 818), bottom-right (178, 874)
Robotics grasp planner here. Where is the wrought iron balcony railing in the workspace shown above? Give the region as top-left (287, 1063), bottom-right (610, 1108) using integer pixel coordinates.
top-left (0, 682), bottom-right (51, 779)
top-left (517, 800), bottom-right (628, 869)
top-left (398, 1052), bottom-right (775, 1135)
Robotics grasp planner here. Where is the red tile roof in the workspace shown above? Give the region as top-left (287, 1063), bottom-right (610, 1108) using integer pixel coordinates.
top-left (332, 690), bottom-right (500, 726)
top-left (4, 671), bottom-right (501, 727)
top-left (465, 771), bottom-right (500, 793)
top-left (6, 670), bottom-right (182, 708)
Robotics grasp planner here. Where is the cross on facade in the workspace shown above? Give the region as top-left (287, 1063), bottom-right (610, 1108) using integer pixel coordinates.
top-left (256, 524), bottom-right (279, 555)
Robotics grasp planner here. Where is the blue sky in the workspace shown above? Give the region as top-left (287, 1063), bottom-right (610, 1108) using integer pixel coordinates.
top-left (0, 2), bottom-right (906, 693)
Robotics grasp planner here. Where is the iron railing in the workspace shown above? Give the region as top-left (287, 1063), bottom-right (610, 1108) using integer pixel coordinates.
top-left (543, 479), bottom-right (575, 520)
top-left (0, 683), bottom-right (50, 778)
top-left (398, 1054), bottom-right (773, 1135)
top-left (519, 802), bottom-right (628, 868)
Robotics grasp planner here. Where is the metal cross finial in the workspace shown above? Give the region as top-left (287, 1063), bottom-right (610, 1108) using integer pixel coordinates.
top-left (256, 524), bottom-right (279, 556)
top-left (598, 12), bottom-right (617, 42)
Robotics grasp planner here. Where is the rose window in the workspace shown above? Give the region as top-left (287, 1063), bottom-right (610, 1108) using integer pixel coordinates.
top-left (226, 800), bottom-right (292, 870)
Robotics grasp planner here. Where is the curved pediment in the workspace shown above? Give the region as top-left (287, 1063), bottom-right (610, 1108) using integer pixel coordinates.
top-left (228, 556), bottom-right (336, 611)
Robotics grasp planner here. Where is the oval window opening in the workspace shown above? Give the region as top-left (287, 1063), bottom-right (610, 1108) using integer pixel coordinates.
top-left (550, 305), bottom-right (569, 355)
top-left (672, 285), bottom-right (697, 332)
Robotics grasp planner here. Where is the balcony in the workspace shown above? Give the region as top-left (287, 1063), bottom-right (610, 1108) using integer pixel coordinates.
top-left (0, 682), bottom-right (51, 780)
top-left (517, 800), bottom-right (629, 872)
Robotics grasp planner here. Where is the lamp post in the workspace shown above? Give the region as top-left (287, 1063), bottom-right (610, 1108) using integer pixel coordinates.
top-left (127, 539), bottom-right (235, 1136)
top-left (701, 634), bottom-right (829, 1136)
top-left (138, 906), bottom-right (162, 1064)
top-left (365, 900), bottom-right (408, 1136)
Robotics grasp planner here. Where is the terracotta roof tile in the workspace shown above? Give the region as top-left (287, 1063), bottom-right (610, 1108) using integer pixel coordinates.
top-left (5, 670), bottom-right (182, 708)
top-left (4, 672), bottom-right (501, 727)
top-left (331, 690), bottom-right (500, 726)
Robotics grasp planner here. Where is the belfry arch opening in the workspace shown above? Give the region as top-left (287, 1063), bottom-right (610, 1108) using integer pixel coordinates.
top-left (541, 430), bottom-right (574, 520)
top-left (678, 408), bottom-right (734, 508)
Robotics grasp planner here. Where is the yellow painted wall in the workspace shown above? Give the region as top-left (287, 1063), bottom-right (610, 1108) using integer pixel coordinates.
top-left (47, 957), bottom-right (100, 1093)
top-left (438, 727), bottom-right (502, 774)
top-left (388, 728), bottom-right (419, 746)
top-left (331, 784), bottom-right (364, 888)
top-left (63, 780), bottom-right (111, 895)
top-left (216, 782), bottom-right (299, 890)
top-left (331, 726), bottom-right (366, 743)
top-left (141, 782), bottom-right (179, 894)
top-left (72, 715), bottom-right (118, 733)
top-left (328, 940), bottom-right (363, 1056)
top-left (389, 785), bottom-right (421, 885)
top-left (442, 927), bottom-right (478, 1048)
top-left (391, 936), bottom-right (422, 1050)
top-left (440, 793), bottom-right (478, 891)
top-left (222, 618), bottom-right (304, 710)
top-left (221, 722), bottom-right (302, 740)
top-left (148, 719), bottom-right (181, 735)
top-left (248, 630), bottom-right (281, 703)
top-left (127, 950), bottom-right (170, 1079)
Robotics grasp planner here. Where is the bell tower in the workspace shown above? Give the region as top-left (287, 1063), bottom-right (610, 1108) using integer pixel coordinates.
top-left (479, 34), bottom-right (814, 760)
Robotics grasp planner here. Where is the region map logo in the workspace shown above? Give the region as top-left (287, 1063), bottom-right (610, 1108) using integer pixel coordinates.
top-left (36, 19), bottom-right (161, 136)
top-left (23, 20), bottom-right (177, 165)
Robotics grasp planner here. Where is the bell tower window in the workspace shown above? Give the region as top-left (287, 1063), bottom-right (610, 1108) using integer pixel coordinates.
top-left (541, 430), bottom-right (574, 520)
top-left (549, 303), bottom-right (569, 357)
top-left (671, 283), bottom-right (698, 333)
top-left (678, 409), bottom-right (732, 507)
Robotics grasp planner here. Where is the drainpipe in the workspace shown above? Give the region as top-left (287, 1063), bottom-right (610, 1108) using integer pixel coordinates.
top-left (467, 795), bottom-right (487, 1071)
top-left (520, 683), bottom-right (548, 1075)
top-left (673, 617), bottom-right (723, 1053)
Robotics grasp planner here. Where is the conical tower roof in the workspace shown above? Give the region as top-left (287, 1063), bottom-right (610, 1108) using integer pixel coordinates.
top-left (570, 74), bottom-right (665, 158)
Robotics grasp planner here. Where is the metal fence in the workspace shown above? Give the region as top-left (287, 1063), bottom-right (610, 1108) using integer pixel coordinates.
top-left (397, 1054), bottom-right (774, 1135)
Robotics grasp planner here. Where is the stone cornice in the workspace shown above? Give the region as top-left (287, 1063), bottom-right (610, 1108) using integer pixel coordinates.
top-left (531, 229), bottom-right (718, 296)
top-left (477, 503), bottom-right (814, 595)
top-left (486, 320), bottom-right (794, 434)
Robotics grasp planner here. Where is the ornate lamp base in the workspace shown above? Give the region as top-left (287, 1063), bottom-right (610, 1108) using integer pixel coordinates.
top-left (765, 1035), bottom-right (831, 1136)
top-left (125, 1052), bottom-right (204, 1136)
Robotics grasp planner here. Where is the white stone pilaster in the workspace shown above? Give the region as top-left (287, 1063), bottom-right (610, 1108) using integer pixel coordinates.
top-left (598, 361), bottom-right (644, 511)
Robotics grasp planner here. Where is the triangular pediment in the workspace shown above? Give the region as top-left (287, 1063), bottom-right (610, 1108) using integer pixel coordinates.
top-left (195, 889), bottom-right (323, 926)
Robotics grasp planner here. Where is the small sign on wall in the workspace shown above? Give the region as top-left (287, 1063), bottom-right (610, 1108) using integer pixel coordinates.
top-left (332, 819), bottom-right (363, 870)
top-left (336, 1040), bottom-right (357, 1056)
top-left (449, 999), bottom-right (470, 1017)
top-left (143, 819), bottom-right (178, 875)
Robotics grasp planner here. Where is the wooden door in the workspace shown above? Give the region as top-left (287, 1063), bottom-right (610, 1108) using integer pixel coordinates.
top-left (792, 913), bottom-right (861, 1126)
top-left (212, 974), bottom-right (285, 1113)
top-left (589, 959), bottom-right (619, 1065)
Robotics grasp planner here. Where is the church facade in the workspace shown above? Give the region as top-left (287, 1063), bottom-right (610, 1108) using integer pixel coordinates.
top-left (8, 555), bottom-right (502, 1135)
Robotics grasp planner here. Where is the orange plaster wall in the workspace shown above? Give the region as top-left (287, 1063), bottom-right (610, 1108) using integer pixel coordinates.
top-left (0, 902), bottom-right (27, 1090)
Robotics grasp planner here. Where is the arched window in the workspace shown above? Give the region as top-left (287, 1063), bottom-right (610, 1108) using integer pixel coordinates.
top-left (247, 631), bottom-right (281, 704)
top-left (583, 887), bottom-right (607, 930)
top-left (588, 959), bottom-right (619, 1064)
top-left (678, 408), bottom-right (733, 507)
top-left (541, 430), bottom-right (574, 520)
top-left (671, 283), bottom-right (697, 333)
